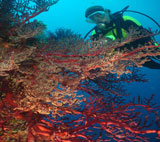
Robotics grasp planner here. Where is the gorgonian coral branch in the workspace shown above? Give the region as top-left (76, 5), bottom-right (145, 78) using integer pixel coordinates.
top-left (27, 95), bottom-right (160, 142)
top-left (36, 28), bottom-right (160, 86)
top-left (0, 0), bottom-right (58, 43)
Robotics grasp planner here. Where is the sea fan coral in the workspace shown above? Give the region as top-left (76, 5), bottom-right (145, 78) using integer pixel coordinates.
top-left (0, 0), bottom-right (160, 141)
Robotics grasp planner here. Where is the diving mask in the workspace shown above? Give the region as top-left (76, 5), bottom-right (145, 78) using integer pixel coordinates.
top-left (86, 10), bottom-right (111, 24)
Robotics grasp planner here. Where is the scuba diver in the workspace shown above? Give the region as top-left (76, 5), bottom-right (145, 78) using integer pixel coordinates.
top-left (84, 6), bottom-right (160, 69)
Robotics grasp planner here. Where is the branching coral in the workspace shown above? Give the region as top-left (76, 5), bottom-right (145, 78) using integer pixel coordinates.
top-left (26, 95), bottom-right (160, 142)
top-left (0, 0), bottom-right (160, 141)
top-left (36, 28), bottom-right (160, 86)
top-left (0, 0), bottom-right (57, 76)
top-left (0, 0), bottom-right (57, 39)
top-left (1, 28), bottom-right (160, 113)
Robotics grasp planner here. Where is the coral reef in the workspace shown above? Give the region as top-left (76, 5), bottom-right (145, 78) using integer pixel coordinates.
top-left (0, 0), bottom-right (160, 141)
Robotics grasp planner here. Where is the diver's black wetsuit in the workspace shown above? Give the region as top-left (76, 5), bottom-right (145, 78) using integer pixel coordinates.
top-left (92, 16), bottom-right (160, 69)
